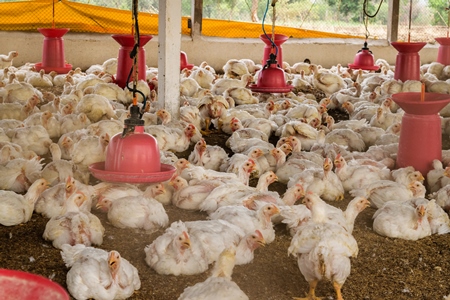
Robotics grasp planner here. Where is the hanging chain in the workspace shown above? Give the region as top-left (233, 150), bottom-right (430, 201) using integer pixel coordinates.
top-left (363, 0), bottom-right (384, 40)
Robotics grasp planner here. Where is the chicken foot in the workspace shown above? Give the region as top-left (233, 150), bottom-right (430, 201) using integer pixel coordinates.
top-left (293, 279), bottom-right (323, 300)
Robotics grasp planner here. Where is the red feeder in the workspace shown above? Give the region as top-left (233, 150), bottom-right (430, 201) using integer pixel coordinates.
top-left (250, 54), bottom-right (293, 94)
top-left (390, 41), bottom-right (426, 82)
top-left (435, 37), bottom-right (450, 66)
top-left (0, 269), bottom-right (69, 300)
top-left (260, 33), bottom-right (288, 66)
top-left (35, 28), bottom-right (72, 74)
top-left (348, 42), bottom-right (380, 71)
top-left (112, 34), bottom-right (153, 89)
top-left (89, 106), bottom-right (176, 183)
top-left (180, 51), bottom-right (194, 71)
top-left (392, 92), bottom-right (450, 176)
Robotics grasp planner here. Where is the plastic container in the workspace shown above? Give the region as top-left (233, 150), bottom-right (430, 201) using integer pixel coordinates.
top-left (348, 43), bottom-right (379, 71)
top-left (35, 28), bottom-right (72, 74)
top-left (390, 42), bottom-right (426, 82)
top-left (260, 33), bottom-right (288, 67)
top-left (435, 37), bottom-right (450, 66)
top-left (392, 92), bottom-right (450, 176)
top-left (250, 60), bottom-right (293, 93)
top-left (180, 51), bottom-right (194, 70)
top-left (0, 269), bottom-right (69, 300)
top-left (112, 34), bottom-right (152, 88)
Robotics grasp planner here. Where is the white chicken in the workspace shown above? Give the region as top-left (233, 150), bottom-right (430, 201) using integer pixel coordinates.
top-left (0, 50), bottom-right (18, 69)
top-left (372, 200), bottom-right (431, 241)
top-left (144, 220), bottom-right (209, 275)
top-left (0, 156), bottom-right (43, 193)
top-left (309, 63), bottom-right (346, 96)
top-left (350, 180), bottom-right (426, 209)
top-left (426, 159), bottom-right (450, 193)
top-left (75, 94), bottom-right (117, 123)
top-left (43, 191), bottom-right (105, 249)
top-left (334, 154), bottom-right (390, 192)
top-left (0, 178), bottom-right (48, 226)
top-left (95, 194), bottom-right (169, 232)
top-left (211, 74), bottom-right (254, 95)
top-left (208, 202), bottom-right (280, 244)
top-left (197, 93), bottom-right (231, 134)
top-left (62, 244), bottom-right (141, 300)
top-left (177, 248), bottom-right (249, 300)
top-left (188, 138), bottom-right (229, 171)
top-left (10, 124), bottom-right (53, 156)
top-left (145, 123), bottom-right (197, 153)
top-left (41, 143), bottom-right (75, 186)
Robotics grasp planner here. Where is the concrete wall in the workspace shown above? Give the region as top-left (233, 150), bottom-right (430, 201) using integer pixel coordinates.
top-left (0, 31), bottom-right (441, 71)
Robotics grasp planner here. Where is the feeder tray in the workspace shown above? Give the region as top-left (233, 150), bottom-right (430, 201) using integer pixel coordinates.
top-left (348, 41), bottom-right (380, 71)
top-left (89, 106), bottom-right (176, 183)
top-left (35, 28), bottom-right (72, 74)
top-left (180, 51), bottom-right (194, 71)
top-left (0, 269), bottom-right (69, 300)
top-left (112, 34), bottom-right (153, 88)
top-left (250, 53), bottom-right (293, 93)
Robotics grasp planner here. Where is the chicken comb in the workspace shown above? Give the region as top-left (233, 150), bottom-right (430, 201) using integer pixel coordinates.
top-left (254, 230), bottom-right (263, 239)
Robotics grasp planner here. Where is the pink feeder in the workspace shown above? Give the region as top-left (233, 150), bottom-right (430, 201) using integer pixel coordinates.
top-left (348, 42), bottom-right (380, 71)
top-left (250, 54), bottom-right (293, 93)
top-left (435, 37), bottom-right (450, 66)
top-left (0, 269), bottom-right (69, 300)
top-left (112, 34), bottom-right (153, 89)
top-left (35, 28), bottom-right (72, 74)
top-left (180, 51), bottom-right (194, 71)
top-left (390, 41), bottom-right (426, 82)
top-left (89, 106), bottom-right (176, 183)
top-left (392, 92), bottom-right (450, 176)
top-left (260, 33), bottom-right (288, 67)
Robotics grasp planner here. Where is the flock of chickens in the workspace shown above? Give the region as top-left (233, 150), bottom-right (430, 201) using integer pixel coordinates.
top-left (1, 47), bottom-right (450, 299)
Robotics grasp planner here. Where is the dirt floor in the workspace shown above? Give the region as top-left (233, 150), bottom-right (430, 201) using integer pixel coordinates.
top-left (1, 92), bottom-right (450, 300)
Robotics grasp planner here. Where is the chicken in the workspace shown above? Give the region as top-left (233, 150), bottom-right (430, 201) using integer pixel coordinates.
top-left (75, 94), bottom-right (117, 122)
top-left (145, 123), bottom-right (197, 153)
top-left (426, 159), bottom-right (450, 193)
top-left (0, 178), bottom-right (48, 226)
top-left (288, 192), bottom-right (362, 300)
top-left (334, 154), bottom-right (390, 192)
top-left (277, 120), bottom-right (321, 151)
top-left (223, 58), bottom-right (250, 79)
top-left (0, 156), bottom-right (43, 193)
top-left (197, 94), bottom-right (230, 134)
top-left (43, 191), bottom-right (105, 249)
top-left (372, 200), bottom-right (431, 241)
top-left (71, 132), bottom-right (110, 168)
top-left (95, 194), bottom-right (169, 232)
top-left (169, 175), bottom-right (223, 210)
top-left (224, 86), bottom-right (259, 105)
top-left (209, 203), bottom-right (280, 244)
top-left (0, 50), bottom-right (18, 69)
top-left (26, 69), bottom-right (53, 87)
top-left (10, 124), bottom-right (53, 156)
top-left (144, 220), bottom-right (209, 275)
top-left (60, 113), bottom-right (92, 135)
top-left (62, 244), bottom-right (141, 300)
top-left (35, 175), bottom-right (95, 218)
top-left (41, 143), bottom-right (76, 187)
top-left (188, 138), bottom-right (229, 171)
top-left (309, 63), bottom-right (346, 96)
top-left (188, 67), bottom-right (216, 89)
top-left (324, 128), bottom-right (366, 152)
top-left (350, 180), bottom-right (426, 209)
top-left (408, 198), bottom-right (450, 235)
top-left (177, 248), bottom-right (249, 300)
top-left (211, 74), bottom-right (254, 95)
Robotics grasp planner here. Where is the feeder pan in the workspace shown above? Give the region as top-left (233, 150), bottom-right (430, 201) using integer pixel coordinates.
top-left (348, 42), bottom-right (380, 71)
top-left (89, 106), bottom-right (176, 183)
top-left (0, 269), bottom-right (69, 300)
top-left (112, 34), bottom-right (153, 89)
top-left (435, 37), bottom-right (450, 66)
top-left (250, 54), bottom-right (293, 93)
top-left (392, 92), bottom-right (450, 176)
top-left (180, 51), bottom-right (194, 71)
top-left (260, 33), bottom-right (288, 67)
top-left (35, 28), bottom-right (72, 74)
top-left (391, 41), bottom-right (426, 82)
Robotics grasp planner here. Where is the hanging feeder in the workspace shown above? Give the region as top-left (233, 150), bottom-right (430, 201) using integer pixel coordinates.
top-left (348, 41), bottom-right (379, 71)
top-left (250, 0), bottom-right (292, 94)
top-left (391, 0), bottom-right (426, 81)
top-left (180, 51), bottom-right (194, 71)
top-left (35, 2), bottom-right (72, 74)
top-left (393, 91), bottom-right (450, 176)
top-left (348, 0), bottom-right (381, 71)
top-left (112, 34), bottom-right (152, 88)
top-left (435, 4), bottom-right (450, 65)
top-left (250, 53), bottom-right (293, 93)
top-left (90, 0), bottom-right (175, 184)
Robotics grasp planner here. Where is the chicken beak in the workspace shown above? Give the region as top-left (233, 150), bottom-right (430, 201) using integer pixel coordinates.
top-left (257, 238), bottom-right (266, 247)
top-left (418, 206), bottom-right (426, 217)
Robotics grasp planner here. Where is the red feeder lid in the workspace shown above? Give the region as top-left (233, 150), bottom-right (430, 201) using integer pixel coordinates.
top-left (348, 42), bottom-right (380, 71)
